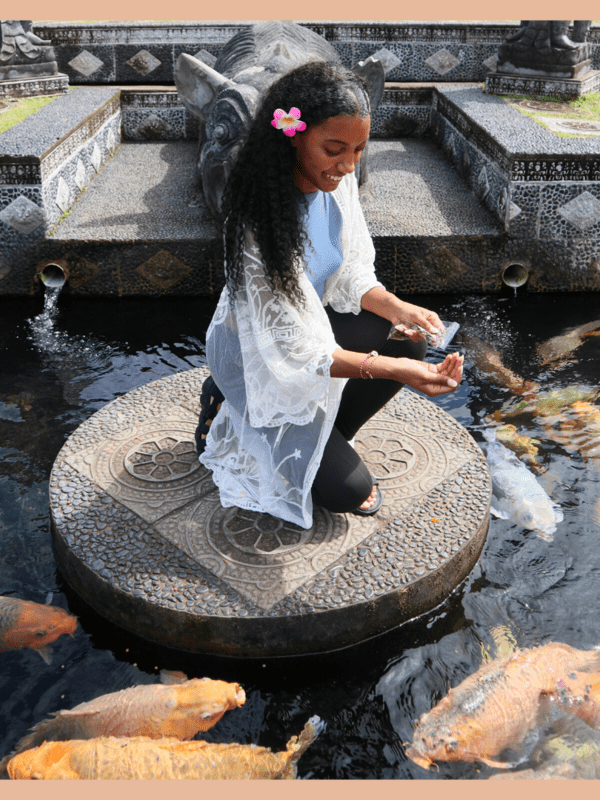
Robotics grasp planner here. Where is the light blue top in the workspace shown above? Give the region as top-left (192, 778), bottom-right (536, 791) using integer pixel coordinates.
top-left (301, 190), bottom-right (343, 301)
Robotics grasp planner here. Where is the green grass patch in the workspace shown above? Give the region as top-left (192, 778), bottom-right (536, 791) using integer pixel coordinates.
top-left (501, 92), bottom-right (600, 138)
top-left (0, 93), bottom-right (61, 135)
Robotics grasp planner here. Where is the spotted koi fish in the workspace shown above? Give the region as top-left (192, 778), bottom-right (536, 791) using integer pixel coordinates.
top-left (536, 321), bottom-right (600, 367)
top-left (491, 387), bottom-right (599, 424)
top-left (406, 642), bottom-right (600, 771)
top-left (0, 677), bottom-right (245, 777)
top-left (7, 717), bottom-right (325, 780)
top-left (462, 334), bottom-right (538, 395)
top-left (0, 596), bottom-right (77, 663)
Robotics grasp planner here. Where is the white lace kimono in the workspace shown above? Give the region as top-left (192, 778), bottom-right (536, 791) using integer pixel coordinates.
top-left (200, 173), bottom-right (384, 528)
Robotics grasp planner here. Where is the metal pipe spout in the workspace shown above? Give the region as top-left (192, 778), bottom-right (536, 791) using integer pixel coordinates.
top-left (502, 263), bottom-right (529, 289)
top-left (39, 261), bottom-right (69, 289)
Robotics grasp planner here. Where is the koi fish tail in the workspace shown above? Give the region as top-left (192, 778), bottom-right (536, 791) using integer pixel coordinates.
top-left (2, 710), bottom-right (87, 769)
top-left (287, 716), bottom-right (326, 766)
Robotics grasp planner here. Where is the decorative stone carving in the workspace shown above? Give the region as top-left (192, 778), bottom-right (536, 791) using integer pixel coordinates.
top-left (193, 49), bottom-right (217, 68)
top-left (75, 158), bottom-right (87, 190)
top-left (558, 190), bottom-right (600, 232)
top-left (498, 21), bottom-right (592, 79)
top-left (425, 48), bottom-right (460, 76)
top-left (136, 250), bottom-right (192, 290)
top-left (91, 142), bottom-right (102, 173)
top-left (174, 20), bottom-right (385, 217)
top-left (55, 176), bottom-right (70, 213)
top-left (476, 166), bottom-right (490, 202)
top-left (369, 47), bottom-right (401, 75)
top-left (0, 20), bottom-right (58, 80)
top-left (497, 186), bottom-right (521, 225)
top-left (126, 49), bottom-right (161, 77)
top-left (0, 195), bottom-right (45, 234)
top-left (68, 50), bottom-right (104, 78)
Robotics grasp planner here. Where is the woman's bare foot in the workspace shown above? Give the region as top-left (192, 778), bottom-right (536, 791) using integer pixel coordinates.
top-left (359, 484), bottom-right (378, 511)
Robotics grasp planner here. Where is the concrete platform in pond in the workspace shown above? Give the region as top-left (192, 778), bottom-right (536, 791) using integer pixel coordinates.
top-left (50, 368), bottom-right (491, 658)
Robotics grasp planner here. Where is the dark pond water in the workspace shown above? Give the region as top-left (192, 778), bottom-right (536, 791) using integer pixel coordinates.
top-left (2, 289), bottom-right (600, 780)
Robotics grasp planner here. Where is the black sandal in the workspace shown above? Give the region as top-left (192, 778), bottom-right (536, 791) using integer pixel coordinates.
top-left (195, 375), bottom-right (225, 455)
top-left (353, 480), bottom-right (382, 517)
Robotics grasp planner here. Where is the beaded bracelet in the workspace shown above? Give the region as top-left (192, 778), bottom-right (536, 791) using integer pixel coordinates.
top-left (360, 350), bottom-right (378, 379)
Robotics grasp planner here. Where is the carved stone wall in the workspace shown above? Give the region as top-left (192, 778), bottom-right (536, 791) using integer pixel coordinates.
top-left (30, 21), bottom-right (568, 85)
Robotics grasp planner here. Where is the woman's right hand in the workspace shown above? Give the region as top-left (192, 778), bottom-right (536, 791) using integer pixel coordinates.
top-left (393, 352), bottom-right (464, 397)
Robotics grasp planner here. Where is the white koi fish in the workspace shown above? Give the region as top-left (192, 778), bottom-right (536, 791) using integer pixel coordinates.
top-left (483, 430), bottom-right (563, 538)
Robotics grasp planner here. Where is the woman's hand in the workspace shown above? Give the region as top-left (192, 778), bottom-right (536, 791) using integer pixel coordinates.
top-left (359, 288), bottom-right (444, 343)
top-left (394, 352), bottom-right (464, 397)
top-left (391, 301), bottom-right (444, 342)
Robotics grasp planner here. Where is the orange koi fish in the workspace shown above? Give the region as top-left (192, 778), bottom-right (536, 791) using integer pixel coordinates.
top-left (7, 717), bottom-right (324, 780)
top-left (549, 668), bottom-right (600, 728)
top-left (462, 334), bottom-right (537, 395)
top-left (0, 677), bottom-right (246, 776)
top-left (406, 642), bottom-right (600, 771)
top-left (494, 424), bottom-right (541, 466)
top-left (491, 387), bottom-right (599, 424)
top-left (536, 321), bottom-right (600, 367)
top-left (489, 716), bottom-right (600, 780)
top-left (0, 596), bottom-right (77, 663)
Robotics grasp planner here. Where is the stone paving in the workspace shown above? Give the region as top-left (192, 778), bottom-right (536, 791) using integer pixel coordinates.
top-left (50, 367), bottom-right (491, 657)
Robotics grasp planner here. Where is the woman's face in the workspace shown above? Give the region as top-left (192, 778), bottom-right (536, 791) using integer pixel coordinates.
top-left (291, 114), bottom-right (371, 194)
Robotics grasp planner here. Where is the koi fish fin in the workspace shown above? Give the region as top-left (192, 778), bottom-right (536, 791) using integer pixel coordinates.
top-left (490, 504), bottom-right (510, 520)
top-left (287, 716), bottom-right (326, 765)
top-left (480, 757), bottom-right (517, 769)
top-left (34, 644), bottom-right (52, 664)
top-left (160, 669), bottom-right (189, 685)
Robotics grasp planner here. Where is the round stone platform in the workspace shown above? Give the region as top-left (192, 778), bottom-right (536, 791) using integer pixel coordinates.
top-left (49, 368), bottom-right (491, 658)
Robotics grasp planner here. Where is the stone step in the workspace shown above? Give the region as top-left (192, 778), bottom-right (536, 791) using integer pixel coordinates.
top-left (0, 87), bottom-right (121, 235)
top-left (42, 138), bottom-right (501, 296)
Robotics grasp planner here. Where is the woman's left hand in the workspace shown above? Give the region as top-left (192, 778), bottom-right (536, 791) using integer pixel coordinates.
top-left (391, 301), bottom-right (444, 341)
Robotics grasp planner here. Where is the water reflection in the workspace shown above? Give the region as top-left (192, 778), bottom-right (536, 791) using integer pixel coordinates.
top-left (2, 292), bottom-right (600, 779)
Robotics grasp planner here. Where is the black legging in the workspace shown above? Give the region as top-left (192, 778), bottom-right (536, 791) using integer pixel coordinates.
top-left (310, 307), bottom-right (427, 513)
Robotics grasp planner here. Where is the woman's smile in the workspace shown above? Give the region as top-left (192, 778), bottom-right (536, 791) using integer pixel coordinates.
top-left (292, 114), bottom-right (371, 194)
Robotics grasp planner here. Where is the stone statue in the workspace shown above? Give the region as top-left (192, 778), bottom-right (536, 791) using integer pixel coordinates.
top-left (498, 20), bottom-right (592, 78)
top-left (0, 20), bottom-right (58, 81)
top-left (174, 21), bottom-right (385, 217)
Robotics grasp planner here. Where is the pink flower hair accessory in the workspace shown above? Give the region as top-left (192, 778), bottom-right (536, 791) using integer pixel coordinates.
top-left (271, 107), bottom-right (307, 137)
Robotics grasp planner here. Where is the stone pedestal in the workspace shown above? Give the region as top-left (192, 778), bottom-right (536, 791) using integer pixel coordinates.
top-left (49, 367), bottom-right (491, 658)
top-left (485, 68), bottom-right (600, 101)
top-left (497, 42), bottom-right (592, 79)
top-left (0, 72), bottom-right (68, 98)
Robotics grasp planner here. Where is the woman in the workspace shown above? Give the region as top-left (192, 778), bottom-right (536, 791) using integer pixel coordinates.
top-left (198, 61), bottom-right (463, 529)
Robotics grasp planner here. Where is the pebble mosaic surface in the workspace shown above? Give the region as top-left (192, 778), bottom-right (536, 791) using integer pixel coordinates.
top-left (54, 142), bottom-right (217, 241)
top-left (0, 87), bottom-right (117, 157)
top-left (50, 367), bottom-right (491, 655)
top-left (438, 85), bottom-right (600, 156)
top-left (364, 140), bottom-right (499, 237)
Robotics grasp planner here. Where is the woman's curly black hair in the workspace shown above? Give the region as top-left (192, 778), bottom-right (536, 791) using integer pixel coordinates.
top-left (221, 60), bottom-right (370, 307)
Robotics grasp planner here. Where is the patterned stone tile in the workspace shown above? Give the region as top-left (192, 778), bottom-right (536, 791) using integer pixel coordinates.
top-left (0, 195), bottom-right (45, 234)
top-left (75, 158), bottom-right (87, 191)
top-left (55, 176), bottom-right (70, 214)
top-left (125, 49), bottom-right (162, 77)
top-left (155, 495), bottom-right (379, 610)
top-left (559, 190), bottom-right (600, 232)
top-left (65, 406), bottom-right (214, 524)
top-left (369, 47), bottom-right (401, 75)
top-left (91, 142), bottom-right (102, 173)
top-left (136, 249), bottom-right (192, 290)
top-left (425, 48), bottom-right (460, 75)
top-left (69, 50), bottom-right (105, 77)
